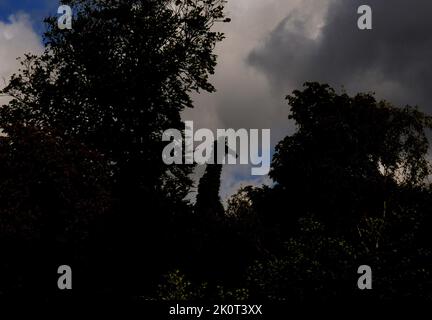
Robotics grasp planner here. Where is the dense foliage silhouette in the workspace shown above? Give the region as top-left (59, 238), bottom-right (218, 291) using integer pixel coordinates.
top-left (0, 0), bottom-right (431, 302)
top-left (0, 0), bottom-right (226, 295)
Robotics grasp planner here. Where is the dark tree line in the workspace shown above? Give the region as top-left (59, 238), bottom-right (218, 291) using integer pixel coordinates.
top-left (0, 0), bottom-right (432, 302)
top-left (237, 83), bottom-right (432, 301)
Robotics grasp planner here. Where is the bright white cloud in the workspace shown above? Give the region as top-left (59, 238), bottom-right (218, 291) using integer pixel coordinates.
top-left (183, 0), bottom-right (328, 200)
top-left (0, 13), bottom-right (43, 105)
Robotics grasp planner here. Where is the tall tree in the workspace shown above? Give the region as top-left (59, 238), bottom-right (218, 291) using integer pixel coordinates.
top-left (270, 82), bottom-right (432, 232)
top-left (0, 0), bottom-right (227, 294)
top-left (241, 83), bottom-right (432, 301)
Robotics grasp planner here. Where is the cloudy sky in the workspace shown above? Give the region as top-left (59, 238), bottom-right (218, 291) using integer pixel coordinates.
top-left (1, 0), bottom-right (431, 200)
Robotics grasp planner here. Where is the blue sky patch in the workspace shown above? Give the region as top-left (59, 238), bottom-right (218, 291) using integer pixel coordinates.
top-left (0, 0), bottom-right (59, 34)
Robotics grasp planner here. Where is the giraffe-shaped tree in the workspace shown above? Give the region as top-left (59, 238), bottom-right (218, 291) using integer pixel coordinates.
top-left (195, 138), bottom-right (237, 221)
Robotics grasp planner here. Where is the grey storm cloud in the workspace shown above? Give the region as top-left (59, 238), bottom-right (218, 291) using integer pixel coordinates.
top-left (248, 0), bottom-right (432, 112)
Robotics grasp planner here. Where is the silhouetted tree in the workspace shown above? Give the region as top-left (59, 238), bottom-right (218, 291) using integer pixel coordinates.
top-left (0, 0), bottom-right (227, 294)
top-left (191, 139), bottom-right (250, 289)
top-left (270, 82), bottom-right (432, 233)
top-left (241, 83), bottom-right (432, 301)
top-left (195, 139), bottom-right (235, 221)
